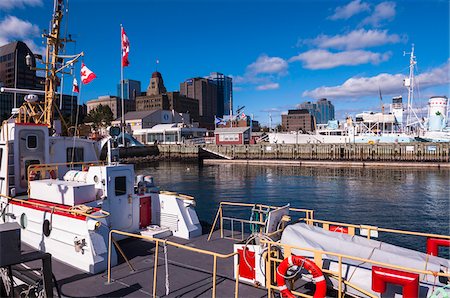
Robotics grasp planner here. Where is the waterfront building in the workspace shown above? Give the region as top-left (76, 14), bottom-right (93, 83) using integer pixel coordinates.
top-left (180, 77), bottom-right (217, 129)
top-left (298, 98), bottom-right (335, 125)
top-left (134, 123), bottom-right (207, 144)
top-left (117, 79), bottom-right (141, 100)
top-left (136, 71), bottom-right (199, 122)
top-left (112, 109), bottom-right (189, 135)
top-left (214, 127), bottom-right (251, 145)
top-left (281, 109), bottom-right (315, 132)
top-left (206, 72), bottom-right (233, 117)
top-left (86, 95), bottom-right (135, 119)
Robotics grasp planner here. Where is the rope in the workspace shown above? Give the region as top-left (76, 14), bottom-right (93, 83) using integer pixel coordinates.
top-left (70, 204), bottom-right (95, 214)
top-left (163, 241), bottom-right (170, 296)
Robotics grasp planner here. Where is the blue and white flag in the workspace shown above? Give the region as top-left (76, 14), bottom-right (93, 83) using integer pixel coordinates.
top-left (215, 117), bottom-right (226, 125)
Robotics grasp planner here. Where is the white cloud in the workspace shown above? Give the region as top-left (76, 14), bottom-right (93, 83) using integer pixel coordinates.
top-left (256, 83), bottom-right (279, 91)
top-left (303, 29), bottom-right (403, 50)
top-left (247, 54), bottom-right (288, 75)
top-left (0, 16), bottom-right (44, 54)
top-left (302, 60), bottom-right (450, 99)
top-left (329, 0), bottom-right (370, 20)
top-left (361, 1), bottom-right (396, 27)
top-left (0, 0), bottom-right (42, 10)
top-left (289, 49), bottom-right (391, 70)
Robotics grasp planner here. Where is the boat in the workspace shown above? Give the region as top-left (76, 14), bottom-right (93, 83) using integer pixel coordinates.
top-left (0, 2), bottom-right (449, 298)
top-left (268, 46), bottom-right (449, 145)
top-left (0, 0), bottom-right (201, 276)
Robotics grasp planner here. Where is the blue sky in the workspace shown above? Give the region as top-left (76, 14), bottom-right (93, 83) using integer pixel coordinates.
top-left (1, 0), bottom-right (449, 125)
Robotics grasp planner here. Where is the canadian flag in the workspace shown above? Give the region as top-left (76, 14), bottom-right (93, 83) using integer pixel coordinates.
top-left (81, 63), bottom-right (96, 84)
top-left (121, 27), bottom-right (130, 67)
top-left (72, 77), bottom-right (79, 93)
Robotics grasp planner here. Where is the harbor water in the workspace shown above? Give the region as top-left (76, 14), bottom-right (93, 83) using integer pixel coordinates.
top-left (136, 162), bottom-right (450, 256)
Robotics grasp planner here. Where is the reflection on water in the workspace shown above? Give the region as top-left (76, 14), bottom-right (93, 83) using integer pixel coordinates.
top-left (136, 162), bottom-right (450, 254)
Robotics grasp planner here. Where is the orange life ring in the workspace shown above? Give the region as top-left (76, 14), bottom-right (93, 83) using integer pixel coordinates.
top-left (276, 255), bottom-right (326, 298)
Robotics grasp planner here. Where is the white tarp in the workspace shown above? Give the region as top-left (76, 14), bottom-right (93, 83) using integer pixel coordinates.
top-left (280, 223), bottom-right (450, 297)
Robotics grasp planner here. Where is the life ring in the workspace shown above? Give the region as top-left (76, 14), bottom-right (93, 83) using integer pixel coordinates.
top-left (276, 255), bottom-right (326, 298)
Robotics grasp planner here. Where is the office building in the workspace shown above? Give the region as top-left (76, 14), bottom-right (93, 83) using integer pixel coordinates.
top-left (298, 98), bottom-right (335, 125)
top-left (117, 79), bottom-right (141, 100)
top-left (0, 41), bottom-right (84, 122)
top-left (86, 95), bottom-right (135, 119)
top-left (206, 72), bottom-right (232, 117)
top-left (281, 109), bottom-right (315, 132)
top-left (136, 72), bottom-right (199, 122)
top-left (180, 77), bottom-right (217, 128)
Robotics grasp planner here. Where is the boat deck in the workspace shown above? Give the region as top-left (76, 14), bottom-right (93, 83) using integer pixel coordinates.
top-left (18, 231), bottom-right (294, 297)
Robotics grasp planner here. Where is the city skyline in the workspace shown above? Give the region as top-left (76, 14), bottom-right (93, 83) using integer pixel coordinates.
top-left (0, 0), bottom-right (448, 126)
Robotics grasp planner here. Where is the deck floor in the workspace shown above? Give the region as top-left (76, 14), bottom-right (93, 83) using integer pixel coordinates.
top-left (18, 231), bottom-right (278, 297)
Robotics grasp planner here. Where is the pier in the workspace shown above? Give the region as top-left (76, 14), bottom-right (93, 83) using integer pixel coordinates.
top-left (153, 143), bottom-right (450, 164)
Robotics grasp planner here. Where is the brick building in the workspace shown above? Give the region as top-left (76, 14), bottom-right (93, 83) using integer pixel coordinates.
top-left (281, 109), bottom-right (315, 132)
top-left (86, 95), bottom-right (135, 119)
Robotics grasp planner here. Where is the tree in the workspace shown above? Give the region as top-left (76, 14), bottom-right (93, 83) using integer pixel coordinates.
top-left (84, 104), bottom-right (114, 130)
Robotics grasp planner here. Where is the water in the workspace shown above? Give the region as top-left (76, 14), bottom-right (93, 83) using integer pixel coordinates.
top-left (136, 162), bottom-right (450, 255)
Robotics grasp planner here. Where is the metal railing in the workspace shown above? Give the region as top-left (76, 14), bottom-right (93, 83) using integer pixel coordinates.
top-left (207, 201), bottom-right (314, 241)
top-left (262, 239), bottom-right (450, 298)
top-left (301, 217), bottom-right (450, 241)
top-left (107, 230), bottom-right (239, 298)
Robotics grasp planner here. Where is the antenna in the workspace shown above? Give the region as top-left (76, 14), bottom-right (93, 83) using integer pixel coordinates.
top-left (378, 86), bottom-right (384, 114)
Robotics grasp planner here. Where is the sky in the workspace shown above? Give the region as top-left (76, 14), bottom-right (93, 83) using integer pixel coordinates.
top-left (0, 0), bottom-right (449, 126)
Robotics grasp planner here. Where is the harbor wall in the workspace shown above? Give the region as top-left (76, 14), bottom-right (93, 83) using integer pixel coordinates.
top-left (156, 143), bottom-right (450, 163)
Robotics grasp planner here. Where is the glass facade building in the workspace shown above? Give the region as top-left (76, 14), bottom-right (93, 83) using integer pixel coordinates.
top-left (206, 72), bottom-right (232, 117)
top-left (298, 98), bottom-right (335, 124)
top-left (117, 79), bottom-right (141, 100)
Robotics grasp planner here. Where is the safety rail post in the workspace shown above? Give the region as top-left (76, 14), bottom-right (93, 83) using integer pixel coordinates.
top-left (234, 261), bottom-right (239, 298)
top-left (153, 241), bottom-right (159, 298)
top-left (338, 256), bottom-right (342, 298)
top-left (219, 206), bottom-right (224, 238)
top-left (212, 255), bottom-right (217, 298)
top-left (207, 205), bottom-right (222, 241)
top-left (107, 231), bottom-right (113, 284)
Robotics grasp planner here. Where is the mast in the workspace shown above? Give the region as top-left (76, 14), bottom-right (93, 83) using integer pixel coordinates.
top-left (17, 0), bottom-right (83, 132)
top-left (404, 44), bottom-right (423, 131)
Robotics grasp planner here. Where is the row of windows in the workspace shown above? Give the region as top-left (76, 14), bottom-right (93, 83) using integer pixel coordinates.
top-left (0, 53), bottom-right (13, 63)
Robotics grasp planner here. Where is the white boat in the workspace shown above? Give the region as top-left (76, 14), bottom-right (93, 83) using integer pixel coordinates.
top-left (0, 0), bottom-right (201, 275)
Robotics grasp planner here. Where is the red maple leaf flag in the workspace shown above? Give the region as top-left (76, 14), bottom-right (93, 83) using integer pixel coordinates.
top-left (121, 27), bottom-right (130, 67)
top-left (72, 77), bottom-right (79, 93)
top-left (81, 63), bottom-right (96, 84)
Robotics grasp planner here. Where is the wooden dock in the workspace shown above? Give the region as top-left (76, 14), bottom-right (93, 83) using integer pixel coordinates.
top-left (156, 143), bottom-right (450, 163)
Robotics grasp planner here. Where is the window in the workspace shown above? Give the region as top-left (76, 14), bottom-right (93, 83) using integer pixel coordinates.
top-left (27, 135), bottom-right (37, 149)
top-left (115, 176), bottom-right (127, 196)
top-left (67, 147), bottom-right (84, 163)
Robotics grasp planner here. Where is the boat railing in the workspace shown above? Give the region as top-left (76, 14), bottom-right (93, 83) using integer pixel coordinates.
top-left (299, 217), bottom-right (450, 250)
top-left (107, 229), bottom-right (240, 298)
top-left (0, 194), bottom-right (110, 219)
top-left (27, 161), bottom-right (104, 189)
top-left (207, 202), bottom-right (314, 242)
top-left (261, 238), bottom-right (450, 298)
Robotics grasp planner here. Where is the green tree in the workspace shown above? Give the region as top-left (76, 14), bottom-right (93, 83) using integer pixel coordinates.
top-left (84, 104), bottom-right (114, 130)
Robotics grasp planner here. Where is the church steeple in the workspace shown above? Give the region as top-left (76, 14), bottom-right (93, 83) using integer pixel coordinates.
top-left (146, 71), bottom-right (167, 96)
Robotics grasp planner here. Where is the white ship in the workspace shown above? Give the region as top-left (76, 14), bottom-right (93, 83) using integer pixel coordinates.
top-left (268, 46), bottom-right (449, 144)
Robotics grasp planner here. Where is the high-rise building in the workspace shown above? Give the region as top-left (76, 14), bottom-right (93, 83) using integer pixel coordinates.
top-left (117, 79), bottom-right (141, 100)
top-left (180, 77), bottom-right (217, 128)
top-left (0, 41), bottom-right (83, 122)
top-left (206, 72), bottom-right (232, 117)
top-left (298, 98), bottom-right (335, 124)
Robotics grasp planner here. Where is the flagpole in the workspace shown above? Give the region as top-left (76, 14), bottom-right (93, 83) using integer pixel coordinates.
top-left (70, 76), bottom-right (74, 124)
top-left (120, 24), bottom-right (125, 146)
